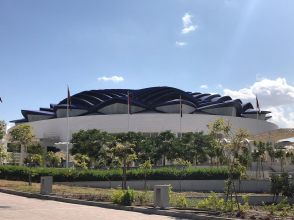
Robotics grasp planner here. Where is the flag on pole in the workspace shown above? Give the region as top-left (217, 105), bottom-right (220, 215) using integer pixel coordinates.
top-left (68, 86), bottom-right (72, 110)
top-left (128, 92), bottom-right (132, 115)
top-left (256, 95), bottom-right (261, 114)
top-left (0, 97), bottom-right (2, 103)
top-left (180, 96), bottom-right (182, 118)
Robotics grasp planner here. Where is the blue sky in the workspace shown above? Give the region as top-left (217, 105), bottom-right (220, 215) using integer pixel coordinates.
top-left (1, 0), bottom-right (294, 129)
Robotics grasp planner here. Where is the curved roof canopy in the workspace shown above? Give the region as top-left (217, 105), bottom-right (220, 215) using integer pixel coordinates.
top-left (11, 86), bottom-right (271, 123)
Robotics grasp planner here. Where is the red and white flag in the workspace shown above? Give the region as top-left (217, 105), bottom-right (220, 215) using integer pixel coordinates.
top-left (128, 92), bottom-right (132, 115)
top-left (256, 96), bottom-right (261, 114)
top-left (68, 86), bottom-right (71, 110)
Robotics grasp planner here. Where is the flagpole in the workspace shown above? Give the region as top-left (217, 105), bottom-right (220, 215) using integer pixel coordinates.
top-left (180, 95), bottom-right (182, 138)
top-left (256, 95), bottom-right (260, 142)
top-left (66, 84), bottom-right (69, 169)
top-left (128, 91), bottom-right (129, 132)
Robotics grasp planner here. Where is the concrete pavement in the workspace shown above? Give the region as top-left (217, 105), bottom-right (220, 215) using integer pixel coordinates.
top-left (0, 192), bottom-right (186, 220)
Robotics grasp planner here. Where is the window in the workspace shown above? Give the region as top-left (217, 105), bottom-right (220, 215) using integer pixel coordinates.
top-left (7, 143), bottom-right (21, 153)
top-left (143, 132), bottom-right (158, 138)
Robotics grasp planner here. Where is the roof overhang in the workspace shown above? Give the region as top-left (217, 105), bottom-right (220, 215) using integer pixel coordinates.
top-left (249, 128), bottom-right (294, 142)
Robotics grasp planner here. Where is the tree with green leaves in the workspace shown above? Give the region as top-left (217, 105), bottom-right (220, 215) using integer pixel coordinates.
top-left (224, 127), bottom-right (250, 204)
top-left (0, 144), bottom-right (10, 165)
top-left (0, 120), bottom-right (6, 140)
top-left (180, 132), bottom-right (209, 165)
top-left (9, 124), bottom-right (35, 165)
top-left (46, 151), bottom-right (61, 167)
top-left (74, 153), bottom-right (90, 170)
top-left (237, 146), bottom-right (251, 169)
top-left (95, 158), bottom-right (122, 189)
top-left (266, 143), bottom-right (275, 165)
top-left (70, 129), bottom-right (113, 166)
top-left (253, 141), bottom-right (269, 178)
top-left (110, 141), bottom-right (137, 189)
top-left (139, 159), bottom-right (153, 189)
top-left (174, 158), bottom-right (191, 192)
top-left (23, 142), bottom-right (45, 185)
top-left (207, 118), bottom-right (232, 167)
top-left (275, 147), bottom-right (285, 172)
top-left (157, 130), bottom-right (177, 166)
top-left (207, 118), bottom-right (250, 208)
top-left (24, 154), bottom-right (43, 185)
top-left (142, 136), bottom-right (163, 165)
top-left (115, 132), bottom-right (146, 163)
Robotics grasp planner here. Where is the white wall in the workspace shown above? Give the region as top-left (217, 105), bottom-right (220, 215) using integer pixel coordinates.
top-left (98, 103), bottom-right (145, 114)
top-left (25, 114), bottom-right (278, 142)
top-left (156, 104), bottom-right (195, 114)
top-left (55, 179), bottom-right (271, 192)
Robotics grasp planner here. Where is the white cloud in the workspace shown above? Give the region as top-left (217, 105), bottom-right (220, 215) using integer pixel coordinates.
top-left (181, 13), bottom-right (198, 34)
top-left (224, 78), bottom-right (294, 108)
top-left (223, 77), bottom-right (294, 128)
top-left (97, 76), bottom-right (124, 83)
top-left (182, 13), bottom-right (193, 27)
top-left (290, 112), bottom-right (294, 121)
top-left (176, 41), bottom-right (187, 46)
top-left (216, 84), bottom-right (223, 89)
top-left (6, 123), bottom-right (15, 133)
top-left (266, 107), bottom-right (294, 128)
top-left (200, 85), bottom-right (208, 89)
top-left (182, 25), bottom-right (197, 34)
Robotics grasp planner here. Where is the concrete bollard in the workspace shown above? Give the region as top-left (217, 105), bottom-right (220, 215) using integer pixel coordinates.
top-left (154, 185), bottom-right (169, 208)
top-left (40, 176), bottom-right (53, 194)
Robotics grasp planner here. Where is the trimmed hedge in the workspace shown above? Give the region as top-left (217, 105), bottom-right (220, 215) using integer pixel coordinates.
top-left (0, 165), bottom-right (234, 183)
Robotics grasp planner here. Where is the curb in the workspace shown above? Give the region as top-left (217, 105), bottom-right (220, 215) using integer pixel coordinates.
top-left (0, 188), bottom-right (232, 220)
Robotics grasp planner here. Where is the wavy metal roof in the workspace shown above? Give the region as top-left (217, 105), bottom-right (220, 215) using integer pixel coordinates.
top-left (11, 86), bottom-right (271, 123)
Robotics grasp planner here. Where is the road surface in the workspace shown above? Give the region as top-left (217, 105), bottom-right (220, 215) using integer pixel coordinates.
top-left (0, 192), bottom-right (187, 220)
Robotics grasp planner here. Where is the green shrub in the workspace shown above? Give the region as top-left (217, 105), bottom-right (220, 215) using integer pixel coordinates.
top-left (111, 187), bottom-right (124, 204)
top-left (0, 165), bottom-right (235, 183)
top-left (176, 196), bottom-right (188, 208)
top-left (138, 185), bottom-right (150, 205)
top-left (197, 191), bottom-right (237, 212)
top-left (262, 198), bottom-right (290, 215)
top-left (167, 184), bottom-right (173, 201)
top-left (111, 187), bottom-right (135, 206)
top-left (121, 187), bottom-right (135, 206)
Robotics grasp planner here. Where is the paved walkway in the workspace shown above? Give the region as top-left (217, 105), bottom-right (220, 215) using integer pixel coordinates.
top-left (0, 192), bottom-right (186, 220)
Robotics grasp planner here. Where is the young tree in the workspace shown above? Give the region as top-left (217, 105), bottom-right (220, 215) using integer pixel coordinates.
top-left (253, 141), bottom-right (267, 178)
top-left (206, 118), bottom-right (232, 167)
top-left (9, 124), bottom-right (35, 164)
top-left (139, 159), bottom-right (153, 189)
top-left (266, 143), bottom-right (275, 165)
top-left (24, 142), bottom-right (45, 185)
top-left (95, 157), bottom-right (122, 189)
top-left (225, 127), bottom-right (250, 204)
top-left (237, 147), bottom-right (251, 169)
top-left (24, 154), bottom-right (43, 185)
top-left (115, 132), bottom-right (146, 163)
top-left (70, 129), bottom-right (113, 165)
top-left (0, 120), bottom-right (6, 140)
top-left (110, 141), bottom-right (137, 189)
top-left (144, 136), bottom-right (164, 165)
top-left (158, 130), bottom-right (177, 166)
top-left (8, 143), bottom-right (20, 165)
top-left (174, 158), bottom-right (191, 192)
top-left (275, 147), bottom-right (285, 172)
top-left (74, 153), bottom-right (90, 170)
top-left (46, 151), bottom-right (61, 167)
top-left (0, 144), bottom-right (10, 165)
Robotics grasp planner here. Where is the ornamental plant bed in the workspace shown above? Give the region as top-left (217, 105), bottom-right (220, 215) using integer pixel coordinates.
top-left (1, 179), bottom-right (292, 220)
